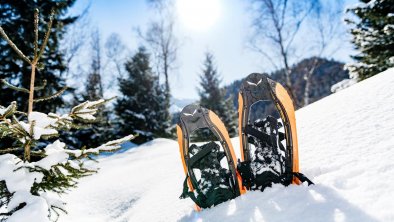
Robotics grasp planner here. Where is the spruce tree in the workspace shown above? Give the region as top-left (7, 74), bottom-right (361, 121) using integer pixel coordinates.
top-left (198, 52), bottom-right (237, 137)
top-left (0, 0), bottom-right (76, 113)
top-left (346, 0), bottom-right (394, 80)
top-left (115, 46), bottom-right (169, 144)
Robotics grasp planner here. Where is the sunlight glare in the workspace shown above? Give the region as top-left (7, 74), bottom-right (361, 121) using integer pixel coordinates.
top-left (176, 0), bottom-right (221, 31)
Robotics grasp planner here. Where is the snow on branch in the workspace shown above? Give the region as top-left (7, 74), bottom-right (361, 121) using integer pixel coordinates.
top-left (67, 134), bottom-right (135, 157)
top-left (0, 98), bottom-right (135, 221)
top-left (70, 99), bottom-right (105, 121)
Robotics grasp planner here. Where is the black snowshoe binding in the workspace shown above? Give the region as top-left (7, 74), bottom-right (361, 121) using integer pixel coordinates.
top-left (237, 73), bottom-right (313, 191)
top-left (176, 104), bottom-right (244, 210)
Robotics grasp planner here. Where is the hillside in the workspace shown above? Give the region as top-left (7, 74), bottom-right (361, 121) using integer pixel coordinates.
top-left (60, 68), bottom-right (394, 222)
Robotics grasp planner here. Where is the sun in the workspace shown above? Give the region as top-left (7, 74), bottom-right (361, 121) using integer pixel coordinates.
top-left (176, 0), bottom-right (221, 31)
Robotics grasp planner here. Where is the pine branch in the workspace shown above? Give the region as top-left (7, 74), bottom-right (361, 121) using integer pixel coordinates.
top-left (33, 86), bottom-right (68, 103)
top-left (14, 111), bottom-right (27, 116)
top-left (0, 147), bottom-right (22, 154)
top-left (0, 26), bottom-right (32, 64)
top-left (35, 9), bottom-right (55, 63)
top-left (40, 133), bottom-right (60, 140)
top-left (1, 79), bottom-right (29, 93)
top-left (30, 150), bottom-right (46, 158)
top-left (0, 101), bottom-right (17, 118)
top-left (34, 9), bottom-right (39, 58)
top-left (10, 116), bottom-right (29, 137)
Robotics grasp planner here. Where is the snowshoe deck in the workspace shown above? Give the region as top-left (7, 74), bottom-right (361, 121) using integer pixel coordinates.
top-left (176, 104), bottom-right (244, 210)
top-left (237, 73), bottom-right (312, 190)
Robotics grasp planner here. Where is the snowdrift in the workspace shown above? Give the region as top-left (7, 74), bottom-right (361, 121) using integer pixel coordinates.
top-left (60, 68), bottom-right (394, 222)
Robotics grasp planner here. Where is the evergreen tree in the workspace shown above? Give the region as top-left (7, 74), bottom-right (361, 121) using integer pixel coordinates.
top-left (346, 0), bottom-right (394, 80)
top-left (0, 0), bottom-right (77, 113)
top-left (0, 11), bottom-right (133, 220)
top-left (115, 46), bottom-right (170, 144)
top-left (198, 52), bottom-right (237, 137)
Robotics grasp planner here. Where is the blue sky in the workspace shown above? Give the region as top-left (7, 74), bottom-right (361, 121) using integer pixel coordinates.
top-left (69, 0), bottom-right (358, 100)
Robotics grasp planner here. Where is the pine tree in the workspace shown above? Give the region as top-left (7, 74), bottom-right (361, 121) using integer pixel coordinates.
top-left (115, 46), bottom-right (170, 144)
top-left (0, 1), bottom-right (77, 113)
top-left (0, 10), bottom-right (133, 221)
top-left (198, 52), bottom-right (237, 137)
top-left (346, 0), bottom-right (394, 80)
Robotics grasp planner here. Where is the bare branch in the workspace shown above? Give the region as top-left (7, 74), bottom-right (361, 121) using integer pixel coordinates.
top-left (138, 3), bottom-right (178, 102)
top-left (248, 39), bottom-right (280, 70)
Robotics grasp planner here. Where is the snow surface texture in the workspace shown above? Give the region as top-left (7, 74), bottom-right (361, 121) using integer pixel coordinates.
top-left (60, 68), bottom-right (394, 222)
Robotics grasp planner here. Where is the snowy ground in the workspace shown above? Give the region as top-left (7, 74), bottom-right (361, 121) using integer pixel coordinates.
top-left (60, 68), bottom-right (394, 222)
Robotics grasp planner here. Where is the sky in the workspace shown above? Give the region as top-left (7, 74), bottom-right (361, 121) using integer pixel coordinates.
top-left (68, 0), bottom-right (358, 100)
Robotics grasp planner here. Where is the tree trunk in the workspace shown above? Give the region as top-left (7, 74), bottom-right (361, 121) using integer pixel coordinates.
top-left (303, 73), bottom-right (311, 106)
top-left (28, 65), bottom-right (36, 114)
top-left (164, 58), bottom-right (170, 107)
top-left (303, 58), bottom-right (319, 106)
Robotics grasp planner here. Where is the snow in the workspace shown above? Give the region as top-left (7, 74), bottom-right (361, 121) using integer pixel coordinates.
top-left (19, 112), bottom-right (59, 140)
top-left (0, 154), bottom-right (49, 222)
top-left (0, 154), bottom-right (44, 193)
top-left (84, 134), bottom-right (135, 154)
top-left (55, 68), bottom-right (394, 221)
top-left (0, 140), bottom-right (82, 222)
top-left (383, 24), bottom-right (394, 34)
top-left (0, 107), bottom-right (6, 115)
top-left (71, 99), bottom-right (104, 120)
top-left (6, 191), bottom-right (50, 222)
top-left (331, 78), bottom-right (358, 93)
top-left (35, 140), bottom-right (69, 170)
top-left (66, 135), bottom-right (135, 157)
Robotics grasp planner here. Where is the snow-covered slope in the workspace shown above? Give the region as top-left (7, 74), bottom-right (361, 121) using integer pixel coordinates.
top-left (60, 68), bottom-right (394, 222)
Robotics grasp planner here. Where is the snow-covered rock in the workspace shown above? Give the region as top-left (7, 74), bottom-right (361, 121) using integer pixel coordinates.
top-left (60, 68), bottom-right (394, 222)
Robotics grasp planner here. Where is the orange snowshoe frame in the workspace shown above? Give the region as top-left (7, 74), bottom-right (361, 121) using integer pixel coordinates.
top-left (176, 104), bottom-right (245, 211)
top-left (238, 73), bottom-right (301, 185)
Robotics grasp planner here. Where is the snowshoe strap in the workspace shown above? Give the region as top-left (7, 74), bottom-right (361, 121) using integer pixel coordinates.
top-left (188, 142), bottom-right (217, 168)
top-left (237, 160), bottom-right (314, 189)
top-left (237, 159), bottom-right (254, 189)
top-left (290, 172), bottom-right (314, 186)
top-left (244, 125), bottom-right (285, 147)
top-left (180, 174), bottom-right (236, 209)
top-left (244, 125), bottom-right (272, 146)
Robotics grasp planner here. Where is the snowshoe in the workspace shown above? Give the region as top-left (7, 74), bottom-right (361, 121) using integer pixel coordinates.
top-left (176, 104), bottom-right (245, 210)
top-left (237, 73), bottom-right (313, 191)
